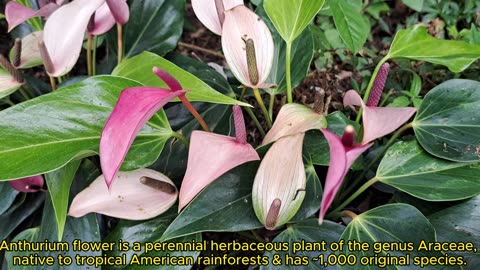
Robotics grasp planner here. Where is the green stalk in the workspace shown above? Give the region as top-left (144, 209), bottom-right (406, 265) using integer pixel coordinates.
top-left (268, 93), bottom-right (275, 120)
top-left (253, 88), bottom-right (272, 128)
top-left (328, 177), bottom-right (379, 217)
top-left (286, 42), bottom-right (293, 103)
top-left (92, 36), bottom-right (98, 76)
top-left (244, 106), bottom-right (266, 137)
top-left (170, 131), bottom-right (189, 147)
top-left (87, 34), bottom-right (92, 76)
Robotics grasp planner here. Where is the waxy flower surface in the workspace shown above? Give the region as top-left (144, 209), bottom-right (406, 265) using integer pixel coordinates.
top-left (100, 68), bottom-right (186, 189)
top-left (178, 105), bottom-right (259, 210)
top-left (192, 0), bottom-right (244, 35)
top-left (221, 5), bottom-right (274, 89)
top-left (69, 169), bottom-right (177, 220)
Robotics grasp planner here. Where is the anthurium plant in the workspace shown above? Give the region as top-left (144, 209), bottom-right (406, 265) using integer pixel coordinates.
top-left (0, 0), bottom-right (479, 269)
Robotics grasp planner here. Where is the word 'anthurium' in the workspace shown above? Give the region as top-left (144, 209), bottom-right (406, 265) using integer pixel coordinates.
top-left (100, 68), bottom-right (187, 189)
top-left (69, 169), bottom-right (177, 220)
top-left (222, 5), bottom-right (274, 89)
top-left (319, 63), bottom-right (417, 223)
top-left (41, 0), bottom-right (129, 77)
top-left (9, 175), bottom-right (45, 193)
top-left (192, 0), bottom-right (244, 35)
top-left (178, 105), bottom-right (259, 210)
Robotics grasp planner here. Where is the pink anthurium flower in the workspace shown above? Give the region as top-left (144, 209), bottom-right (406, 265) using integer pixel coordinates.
top-left (5, 0), bottom-right (60, 32)
top-left (69, 169), bottom-right (177, 220)
top-left (221, 5), bottom-right (275, 89)
top-left (9, 175), bottom-right (45, 193)
top-left (41, 0), bottom-right (129, 77)
top-left (178, 105), bottom-right (260, 211)
top-left (319, 126), bottom-right (373, 224)
top-left (344, 63), bottom-right (417, 144)
top-left (100, 68), bottom-right (187, 189)
top-left (192, 0), bottom-right (244, 35)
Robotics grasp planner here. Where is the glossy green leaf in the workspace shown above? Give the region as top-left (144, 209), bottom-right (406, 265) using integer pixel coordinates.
top-left (291, 164), bottom-right (322, 222)
top-left (262, 220), bottom-right (344, 270)
top-left (413, 79), bottom-right (480, 162)
top-left (386, 25), bottom-right (480, 72)
top-left (0, 192), bottom-right (44, 241)
top-left (37, 160), bottom-right (101, 270)
top-left (104, 209), bottom-right (200, 270)
top-left (264, 0), bottom-right (325, 43)
top-left (328, 0), bottom-right (370, 54)
top-left (338, 204), bottom-right (460, 270)
top-left (5, 227), bottom-right (40, 270)
top-left (376, 141), bottom-right (480, 201)
top-left (44, 160), bottom-right (81, 241)
top-left (0, 76), bottom-right (173, 181)
top-left (402, 0), bottom-right (425, 11)
top-left (112, 52), bottom-right (247, 106)
top-left (429, 196), bottom-right (480, 268)
top-left (0, 182), bottom-right (19, 215)
top-left (303, 112), bottom-right (360, 166)
top-left (110, 0), bottom-right (184, 59)
top-left (257, 5), bottom-right (314, 95)
top-left (161, 163), bottom-right (263, 241)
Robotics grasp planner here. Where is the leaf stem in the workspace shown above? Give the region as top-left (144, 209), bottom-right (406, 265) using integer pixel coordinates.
top-left (286, 42), bottom-right (293, 103)
top-left (328, 177), bottom-right (379, 217)
top-left (92, 35), bottom-right (98, 76)
top-left (179, 96), bottom-right (210, 132)
top-left (117, 23), bottom-right (123, 65)
top-left (49, 76), bottom-right (57, 91)
top-left (253, 88), bottom-right (272, 128)
top-left (244, 106), bottom-right (266, 137)
top-left (268, 93), bottom-right (275, 120)
top-left (341, 122), bottom-right (414, 198)
top-left (178, 41), bottom-right (225, 58)
top-left (170, 131), bottom-right (189, 147)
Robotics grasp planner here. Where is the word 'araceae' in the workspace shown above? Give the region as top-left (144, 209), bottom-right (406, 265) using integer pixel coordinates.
top-left (178, 105), bottom-right (259, 210)
top-left (69, 169), bottom-right (177, 220)
top-left (192, 0), bottom-right (244, 35)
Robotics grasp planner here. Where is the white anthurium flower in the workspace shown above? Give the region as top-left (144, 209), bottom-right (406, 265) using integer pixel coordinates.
top-left (69, 169), bottom-right (178, 220)
top-left (252, 132), bottom-right (306, 230)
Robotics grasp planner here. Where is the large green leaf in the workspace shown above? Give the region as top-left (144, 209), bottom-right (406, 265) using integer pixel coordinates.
top-left (104, 209), bottom-right (200, 270)
top-left (160, 163), bottom-right (263, 241)
top-left (264, 0), bottom-right (325, 43)
top-left (0, 76), bottom-right (173, 181)
top-left (328, 0), bottom-right (370, 54)
top-left (429, 196), bottom-right (480, 268)
top-left (112, 52), bottom-right (247, 105)
top-left (376, 141), bottom-right (480, 201)
top-left (5, 227), bottom-right (40, 270)
top-left (257, 5), bottom-right (314, 95)
top-left (386, 25), bottom-right (480, 72)
top-left (44, 160), bottom-right (81, 241)
top-left (110, 0), bottom-right (184, 59)
top-left (402, 0), bottom-right (425, 11)
top-left (37, 160), bottom-right (101, 270)
top-left (262, 220), bottom-right (345, 270)
top-left (338, 204), bottom-right (460, 270)
top-left (0, 182), bottom-right (19, 215)
top-left (413, 79), bottom-right (480, 162)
